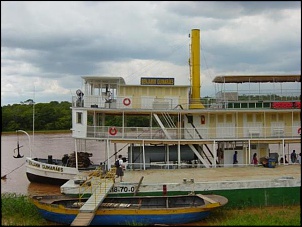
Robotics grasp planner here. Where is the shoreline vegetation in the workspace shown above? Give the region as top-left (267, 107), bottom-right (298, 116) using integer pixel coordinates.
top-left (1, 193), bottom-right (300, 226)
top-left (1, 130), bottom-right (71, 135)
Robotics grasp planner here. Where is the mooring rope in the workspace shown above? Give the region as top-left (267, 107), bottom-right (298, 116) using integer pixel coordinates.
top-left (1, 162), bottom-right (26, 180)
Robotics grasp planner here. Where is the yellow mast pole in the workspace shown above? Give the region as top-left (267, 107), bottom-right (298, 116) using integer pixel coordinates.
top-left (190, 29), bottom-right (204, 109)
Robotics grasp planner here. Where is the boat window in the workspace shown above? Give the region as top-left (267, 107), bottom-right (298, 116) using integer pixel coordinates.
top-left (271, 113), bottom-right (277, 121)
top-left (226, 114), bottom-right (232, 123)
top-left (77, 112), bottom-right (83, 124)
top-left (247, 114), bottom-right (253, 122)
top-left (278, 113), bottom-right (284, 121)
top-left (293, 113), bottom-right (300, 121)
top-left (217, 115), bottom-right (223, 123)
top-left (256, 114), bottom-right (262, 122)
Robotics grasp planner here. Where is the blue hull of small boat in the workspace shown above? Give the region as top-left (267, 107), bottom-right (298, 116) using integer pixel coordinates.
top-left (38, 209), bottom-right (211, 225)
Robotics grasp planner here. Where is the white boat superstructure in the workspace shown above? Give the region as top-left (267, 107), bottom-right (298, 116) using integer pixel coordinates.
top-left (70, 29), bottom-right (301, 171)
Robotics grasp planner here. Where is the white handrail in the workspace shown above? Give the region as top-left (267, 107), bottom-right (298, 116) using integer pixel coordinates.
top-left (16, 130), bottom-right (31, 158)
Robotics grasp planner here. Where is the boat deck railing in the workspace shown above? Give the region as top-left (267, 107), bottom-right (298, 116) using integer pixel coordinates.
top-left (125, 161), bottom-right (301, 170)
top-left (71, 95), bottom-right (301, 110)
top-left (77, 168), bottom-right (116, 201)
top-left (82, 125), bottom-right (301, 140)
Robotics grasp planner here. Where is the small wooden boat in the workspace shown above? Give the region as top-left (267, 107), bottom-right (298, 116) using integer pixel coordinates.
top-left (30, 193), bottom-right (228, 225)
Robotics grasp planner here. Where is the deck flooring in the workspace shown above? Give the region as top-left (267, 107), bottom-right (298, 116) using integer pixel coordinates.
top-left (120, 164), bottom-right (301, 184)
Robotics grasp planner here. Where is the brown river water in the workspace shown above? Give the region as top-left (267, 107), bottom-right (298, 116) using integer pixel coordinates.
top-left (1, 132), bottom-right (127, 196)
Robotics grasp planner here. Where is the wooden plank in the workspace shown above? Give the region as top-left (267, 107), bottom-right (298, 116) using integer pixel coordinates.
top-left (71, 212), bottom-right (95, 226)
top-left (71, 180), bottom-right (114, 226)
top-left (196, 194), bottom-right (217, 204)
top-left (80, 181), bottom-right (113, 212)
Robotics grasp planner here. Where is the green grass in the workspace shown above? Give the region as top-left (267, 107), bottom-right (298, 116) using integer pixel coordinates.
top-left (1, 193), bottom-right (61, 226)
top-left (204, 205), bottom-right (301, 226)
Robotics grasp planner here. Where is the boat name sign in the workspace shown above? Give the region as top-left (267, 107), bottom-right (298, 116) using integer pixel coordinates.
top-left (28, 160), bottom-right (63, 172)
top-left (141, 77), bottom-right (174, 85)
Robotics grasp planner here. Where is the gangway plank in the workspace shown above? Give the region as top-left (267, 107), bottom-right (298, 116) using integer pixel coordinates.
top-left (70, 212), bottom-right (95, 226)
top-left (71, 180), bottom-right (114, 226)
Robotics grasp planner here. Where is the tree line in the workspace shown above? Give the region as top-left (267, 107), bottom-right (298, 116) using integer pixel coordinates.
top-left (1, 101), bottom-right (72, 132)
top-left (1, 101), bottom-right (153, 132)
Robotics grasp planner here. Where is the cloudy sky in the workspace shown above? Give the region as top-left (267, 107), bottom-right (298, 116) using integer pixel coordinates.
top-left (1, 1), bottom-right (301, 105)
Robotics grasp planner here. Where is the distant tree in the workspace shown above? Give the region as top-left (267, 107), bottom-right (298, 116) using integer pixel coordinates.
top-left (1, 102), bottom-right (72, 132)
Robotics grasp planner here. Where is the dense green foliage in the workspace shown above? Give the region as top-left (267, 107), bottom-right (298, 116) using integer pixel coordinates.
top-left (103, 115), bottom-right (161, 127)
top-left (1, 101), bottom-right (72, 132)
top-left (2, 102), bottom-right (171, 132)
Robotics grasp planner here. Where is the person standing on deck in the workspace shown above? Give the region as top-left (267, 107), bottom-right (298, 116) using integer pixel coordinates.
top-left (217, 148), bottom-right (223, 165)
top-left (280, 155), bottom-right (289, 164)
top-left (285, 155), bottom-right (289, 163)
top-left (290, 150), bottom-right (297, 163)
top-left (233, 151), bottom-right (238, 165)
top-left (115, 155), bottom-right (124, 182)
top-left (252, 153), bottom-right (258, 165)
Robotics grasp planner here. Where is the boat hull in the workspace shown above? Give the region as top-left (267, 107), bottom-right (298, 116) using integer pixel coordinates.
top-left (26, 157), bottom-right (98, 185)
top-left (36, 208), bottom-right (211, 225)
top-left (31, 194), bottom-right (227, 225)
top-left (60, 176), bottom-right (301, 208)
top-left (26, 172), bottom-right (69, 185)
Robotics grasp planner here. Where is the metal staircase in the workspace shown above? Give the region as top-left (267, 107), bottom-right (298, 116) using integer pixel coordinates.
top-left (153, 113), bottom-right (172, 139)
top-left (177, 105), bottom-right (217, 166)
top-left (153, 111), bottom-right (213, 168)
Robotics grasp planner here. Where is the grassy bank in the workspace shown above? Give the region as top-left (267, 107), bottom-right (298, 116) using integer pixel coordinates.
top-left (203, 205), bottom-right (301, 226)
top-left (1, 193), bottom-right (300, 226)
top-left (1, 193), bottom-right (61, 226)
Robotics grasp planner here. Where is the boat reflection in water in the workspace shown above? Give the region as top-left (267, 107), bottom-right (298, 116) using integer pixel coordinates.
top-left (27, 182), bottom-right (61, 196)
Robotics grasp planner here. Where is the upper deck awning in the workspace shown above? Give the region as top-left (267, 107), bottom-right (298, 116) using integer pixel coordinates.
top-left (212, 75), bottom-right (301, 83)
top-left (82, 76), bottom-right (126, 85)
top-left (81, 76), bottom-right (126, 89)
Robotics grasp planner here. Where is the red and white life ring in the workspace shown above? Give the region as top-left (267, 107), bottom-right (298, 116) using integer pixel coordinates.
top-left (298, 128), bottom-right (301, 135)
top-left (109, 127), bottom-right (117, 136)
top-left (123, 98), bottom-right (131, 106)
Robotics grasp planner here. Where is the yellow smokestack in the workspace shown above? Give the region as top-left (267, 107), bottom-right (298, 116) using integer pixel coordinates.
top-left (190, 29), bottom-right (204, 109)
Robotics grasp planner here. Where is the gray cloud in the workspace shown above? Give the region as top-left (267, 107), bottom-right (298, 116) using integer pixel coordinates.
top-left (1, 1), bottom-right (301, 105)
